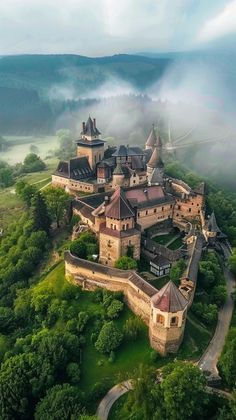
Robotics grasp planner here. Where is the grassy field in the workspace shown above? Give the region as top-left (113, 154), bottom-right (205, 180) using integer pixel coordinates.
top-left (0, 188), bottom-right (25, 231)
top-left (2, 135), bottom-right (58, 164)
top-left (0, 157), bottom-right (58, 230)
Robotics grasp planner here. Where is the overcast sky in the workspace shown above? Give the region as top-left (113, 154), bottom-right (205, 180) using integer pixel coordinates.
top-left (1, 0), bottom-right (236, 56)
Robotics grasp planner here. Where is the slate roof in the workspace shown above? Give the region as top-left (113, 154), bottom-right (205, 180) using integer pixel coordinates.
top-left (112, 145), bottom-right (142, 157)
top-left (149, 167), bottom-right (163, 185)
top-left (55, 157), bottom-right (94, 180)
top-left (113, 163), bottom-right (126, 175)
top-left (147, 147), bottom-right (164, 168)
top-left (206, 212), bottom-right (221, 233)
top-left (146, 125), bottom-right (157, 147)
top-left (151, 281), bottom-right (188, 312)
top-left (105, 187), bottom-right (135, 219)
top-left (81, 116), bottom-right (101, 136)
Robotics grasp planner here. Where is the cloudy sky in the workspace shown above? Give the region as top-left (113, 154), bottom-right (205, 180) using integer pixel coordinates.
top-left (1, 0), bottom-right (236, 56)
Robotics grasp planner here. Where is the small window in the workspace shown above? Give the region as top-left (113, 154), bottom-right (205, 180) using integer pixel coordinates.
top-left (170, 316), bottom-right (178, 326)
top-left (146, 210), bottom-right (148, 215)
top-left (156, 314), bottom-right (165, 325)
top-left (154, 209), bottom-right (157, 213)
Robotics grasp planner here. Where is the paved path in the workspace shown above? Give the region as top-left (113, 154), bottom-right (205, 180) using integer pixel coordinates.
top-left (96, 380), bottom-right (133, 420)
top-left (198, 266), bottom-right (235, 374)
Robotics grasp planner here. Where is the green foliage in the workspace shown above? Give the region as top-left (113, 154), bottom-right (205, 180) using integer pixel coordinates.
top-left (192, 302), bottom-right (218, 325)
top-left (160, 363), bottom-right (208, 420)
top-left (95, 321), bottom-right (123, 354)
top-left (0, 166), bottom-right (14, 187)
top-left (170, 258), bottom-right (185, 285)
top-left (16, 180), bottom-right (37, 206)
top-left (107, 299), bottom-right (124, 319)
top-left (210, 284), bottom-right (227, 307)
top-left (70, 231), bottom-right (99, 260)
top-left (229, 249), bottom-right (236, 275)
top-left (66, 362), bottom-right (81, 384)
top-left (22, 153), bottom-right (46, 173)
top-left (123, 317), bottom-right (144, 341)
top-left (114, 256), bottom-right (137, 270)
top-left (218, 327), bottom-right (236, 388)
top-left (70, 239), bottom-right (87, 259)
top-left (0, 352), bottom-right (51, 419)
top-left (30, 192), bottom-right (51, 234)
top-left (35, 384), bottom-right (84, 420)
top-left (43, 186), bottom-right (70, 228)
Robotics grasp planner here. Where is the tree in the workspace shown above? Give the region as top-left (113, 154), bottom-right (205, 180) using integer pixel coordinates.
top-left (161, 363), bottom-right (208, 420)
top-left (211, 285), bottom-right (227, 307)
top-left (16, 181), bottom-right (37, 207)
top-left (35, 384), bottom-right (84, 420)
top-left (43, 186), bottom-right (70, 228)
top-left (0, 352), bottom-right (51, 419)
top-left (114, 256), bottom-right (137, 270)
top-left (170, 259), bottom-right (185, 285)
top-left (107, 299), bottom-right (124, 319)
top-left (31, 192), bottom-right (51, 234)
top-left (218, 329), bottom-right (236, 388)
top-left (22, 153), bottom-right (46, 173)
top-left (95, 321), bottom-right (123, 354)
top-left (229, 250), bottom-right (236, 275)
top-left (0, 167), bottom-right (14, 187)
top-left (70, 239), bottom-right (87, 259)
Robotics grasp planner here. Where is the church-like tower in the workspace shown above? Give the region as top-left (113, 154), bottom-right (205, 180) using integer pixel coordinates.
top-left (145, 124), bottom-right (162, 152)
top-left (147, 146), bottom-right (164, 185)
top-left (76, 117), bottom-right (105, 170)
top-left (99, 187), bottom-right (141, 266)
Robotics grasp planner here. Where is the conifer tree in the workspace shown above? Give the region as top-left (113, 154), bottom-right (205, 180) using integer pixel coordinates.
top-left (31, 192), bottom-right (51, 234)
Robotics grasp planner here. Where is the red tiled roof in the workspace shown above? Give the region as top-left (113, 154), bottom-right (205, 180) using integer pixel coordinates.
top-left (105, 187), bottom-right (135, 219)
top-left (125, 185), bottom-right (164, 203)
top-left (151, 281), bottom-right (188, 312)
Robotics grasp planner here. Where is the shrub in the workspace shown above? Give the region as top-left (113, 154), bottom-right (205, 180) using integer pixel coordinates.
top-left (107, 299), bottom-right (124, 319)
top-left (95, 321), bottom-right (123, 354)
top-left (114, 256), bottom-right (137, 270)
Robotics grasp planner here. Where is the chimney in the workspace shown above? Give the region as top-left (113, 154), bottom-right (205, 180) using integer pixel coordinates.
top-left (82, 122), bottom-right (85, 132)
top-left (104, 195), bottom-right (110, 206)
top-left (93, 118), bottom-right (96, 129)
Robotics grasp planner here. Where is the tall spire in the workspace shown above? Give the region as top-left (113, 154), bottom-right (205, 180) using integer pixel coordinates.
top-left (147, 146), bottom-right (164, 169)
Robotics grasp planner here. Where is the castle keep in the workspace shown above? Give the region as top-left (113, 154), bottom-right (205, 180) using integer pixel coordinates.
top-left (55, 116), bottom-right (226, 355)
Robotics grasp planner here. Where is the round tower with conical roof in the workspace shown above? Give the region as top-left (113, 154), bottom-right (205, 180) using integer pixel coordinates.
top-left (147, 146), bottom-right (164, 185)
top-left (149, 281), bottom-right (188, 355)
top-left (112, 163), bottom-right (126, 188)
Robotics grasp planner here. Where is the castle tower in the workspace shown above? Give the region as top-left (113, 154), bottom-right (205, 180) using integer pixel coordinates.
top-left (99, 187), bottom-right (141, 266)
top-left (76, 117), bottom-right (105, 170)
top-left (147, 146), bottom-right (164, 185)
top-left (145, 124), bottom-right (157, 151)
top-left (202, 211), bottom-right (222, 244)
top-left (112, 163), bottom-right (126, 188)
top-left (149, 281), bottom-right (188, 355)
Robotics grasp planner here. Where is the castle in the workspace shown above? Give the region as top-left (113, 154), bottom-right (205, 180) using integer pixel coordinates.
top-left (53, 116), bottom-right (226, 355)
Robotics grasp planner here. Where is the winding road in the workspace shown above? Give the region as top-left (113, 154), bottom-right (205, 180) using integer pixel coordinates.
top-left (198, 265), bottom-right (235, 374)
top-left (96, 380), bottom-right (133, 420)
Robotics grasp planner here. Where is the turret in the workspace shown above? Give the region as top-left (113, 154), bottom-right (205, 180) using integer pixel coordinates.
top-left (147, 146), bottom-right (164, 185)
top-left (149, 281), bottom-right (188, 355)
top-left (76, 116), bottom-right (105, 170)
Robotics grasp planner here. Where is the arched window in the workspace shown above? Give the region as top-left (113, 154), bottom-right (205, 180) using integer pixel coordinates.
top-left (156, 314), bottom-right (165, 325)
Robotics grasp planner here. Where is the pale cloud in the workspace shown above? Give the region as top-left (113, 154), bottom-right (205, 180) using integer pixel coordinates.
top-left (0, 0), bottom-right (234, 55)
top-left (197, 0), bottom-right (236, 43)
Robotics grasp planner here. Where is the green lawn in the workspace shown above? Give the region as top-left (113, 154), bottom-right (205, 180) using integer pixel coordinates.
top-left (168, 236), bottom-right (183, 250)
top-left (152, 233), bottom-right (176, 245)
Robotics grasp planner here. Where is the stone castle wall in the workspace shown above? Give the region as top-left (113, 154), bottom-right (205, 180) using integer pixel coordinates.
top-left (65, 252), bottom-right (154, 325)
